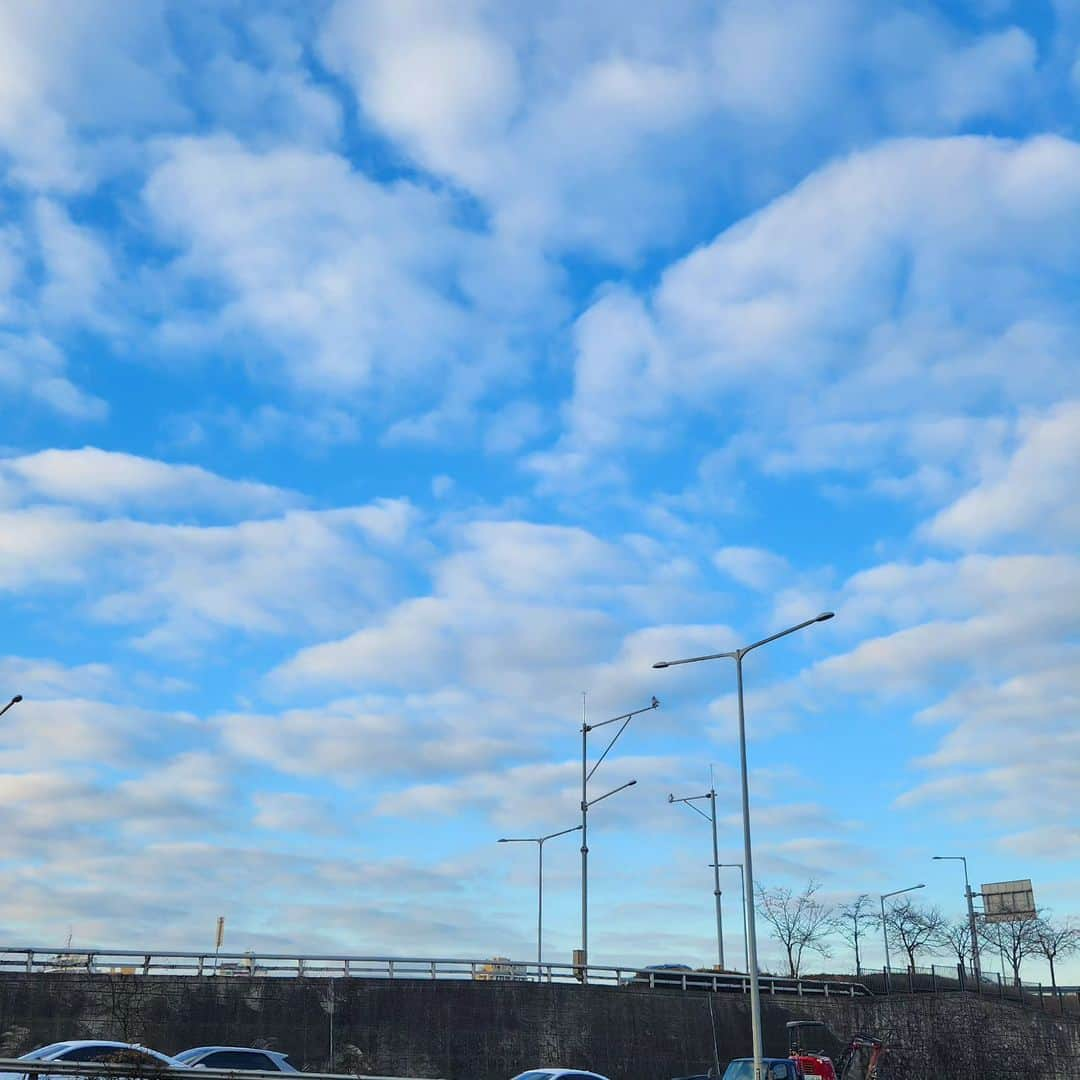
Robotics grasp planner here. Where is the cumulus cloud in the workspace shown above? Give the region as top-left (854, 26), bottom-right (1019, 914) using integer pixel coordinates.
top-left (220, 694), bottom-right (526, 784)
top-left (0, 697), bottom-right (199, 771)
top-left (0, 499), bottom-right (418, 650)
top-left (713, 546), bottom-right (791, 591)
top-left (0, 656), bottom-right (114, 699)
top-left (143, 134), bottom-right (541, 435)
top-left (0, 1), bottom-right (1076, 971)
top-left (0, 447), bottom-right (296, 516)
top-left (925, 401), bottom-right (1080, 548)
top-left (321, 0), bottom-right (1042, 265)
top-left (0, 333), bottom-right (107, 420)
top-left (273, 520), bottom-right (622, 690)
top-left (0, 0), bottom-right (183, 192)
top-left (534, 135), bottom-right (1080, 487)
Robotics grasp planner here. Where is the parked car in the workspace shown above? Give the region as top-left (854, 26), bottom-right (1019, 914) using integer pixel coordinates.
top-left (510, 1070), bottom-right (610, 1080)
top-left (173, 1049), bottom-right (297, 1073)
top-left (17, 1041), bottom-right (188, 1080)
top-left (721, 1059), bottom-right (802, 1080)
top-left (620, 963), bottom-right (695, 986)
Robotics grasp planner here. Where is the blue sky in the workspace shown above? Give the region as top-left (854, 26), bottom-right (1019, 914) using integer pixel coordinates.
top-left (0, 0), bottom-right (1077, 984)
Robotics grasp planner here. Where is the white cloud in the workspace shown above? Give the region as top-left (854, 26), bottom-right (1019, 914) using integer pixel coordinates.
top-left (0, 697), bottom-right (200, 771)
top-left (0, 447), bottom-right (296, 516)
top-left (191, 14), bottom-right (342, 150)
top-left (771, 553), bottom-right (1080, 857)
top-left (321, 0), bottom-right (521, 180)
top-left (374, 754), bottom-right (687, 829)
top-left (538, 135), bottom-right (1080, 485)
top-left (33, 199), bottom-right (118, 330)
top-left (0, 333), bottom-right (107, 420)
top-left (144, 135), bottom-right (507, 405)
top-left (713, 546), bottom-right (791, 591)
top-left (269, 518), bottom-right (709, 701)
top-left (925, 400), bottom-right (1080, 548)
top-left (0, 656), bottom-right (114, 699)
top-left (252, 792), bottom-right (339, 834)
top-left (0, 499), bottom-right (417, 650)
top-left (273, 521), bottom-right (616, 686)
top-left (321, 0), bottom-right (1042, 267)
top-left (0, 0), bottom-right (184, 191)
top-left (815, 555), bottom-right (1079, 696)
top-left (220, 694), bottom-right (525, 784)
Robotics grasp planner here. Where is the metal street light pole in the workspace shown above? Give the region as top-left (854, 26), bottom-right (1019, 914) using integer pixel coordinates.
top-left (668, 785), bottom-right (724, 969)
top-left (715, 862), bottom-right (748, 973)
top-left (499, 825), bottom-right (582, 971)
top-left (933, 855), bottom-right (982, 984)
top-left (880, 883), bottom-right (925, 989)
top-left (654, 613), bottom-right (833, 1080)
top-left (580, 696), bottom-right (659, 974)
top-left (0, 694), bottom-right (23, 719)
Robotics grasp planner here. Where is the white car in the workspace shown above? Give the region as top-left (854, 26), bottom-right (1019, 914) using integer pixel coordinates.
top-left (18, 1042), bottom-right (187, 1080)
top-left (173, 1049), bottom-right (297, 1073)
top-left (511, 1070), bottom-right (610, 1080)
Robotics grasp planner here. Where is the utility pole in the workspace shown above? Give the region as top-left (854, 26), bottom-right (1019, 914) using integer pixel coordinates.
top-left (668, 775), bottom-right (725, 969)
top-left (933, 856), bottom-right (982, 983)
top-left (580, 694), bottom-right (659, 975)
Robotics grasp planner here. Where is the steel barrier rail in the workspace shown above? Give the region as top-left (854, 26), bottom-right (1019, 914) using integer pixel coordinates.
top-left (0, 947), bottom-right (871, 998)
top-left (0, 1060), bottom-right (440, 1080)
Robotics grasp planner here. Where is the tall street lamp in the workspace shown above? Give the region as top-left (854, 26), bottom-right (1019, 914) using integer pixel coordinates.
top-left (653, 612), bottom-right (833, 1080)
top-left (668, 784), bottom-right (724, 970)
top-left (880, 883), bottom-right (925, 988)
top-left (715, 862), bottom-right (748, 973)
top-left (933, 855), bottom-right (982, 984)
top-left (580, 696), bottom-right (659, 973)
top-left (0, 694), bottom-right (23, 719)
top-left (498, 825), bottom-right (582, 972)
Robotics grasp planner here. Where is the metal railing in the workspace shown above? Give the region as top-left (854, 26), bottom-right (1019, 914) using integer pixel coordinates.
top-left (857, 964), bottom-right (1080, 1013)
top-left (0, 1060), bottom-right (436, 1080)
top-left (0, 947), bottom-right (870, 997)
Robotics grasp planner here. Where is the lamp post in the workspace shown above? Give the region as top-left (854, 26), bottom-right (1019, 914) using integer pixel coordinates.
top-left (653, 612), bottom-right (834, 1080)
top-left (880, 883), bottom-right (925, 989)
top-left (668, 784), bottom-right (724, 969)
top-left (0, 694), bottom-right (22, 719)
top-left (933, 855), bottom-right (981, 984)
top-left (580, 696), bottom-right (659, 974)
top-left (499, 825), bottom-right (582, 972)
top-left (715, 862), bottom-right (748, 973)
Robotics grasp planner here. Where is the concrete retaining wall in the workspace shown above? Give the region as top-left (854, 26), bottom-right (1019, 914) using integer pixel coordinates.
top-left (0, 975), bottom-right (1076, 1080)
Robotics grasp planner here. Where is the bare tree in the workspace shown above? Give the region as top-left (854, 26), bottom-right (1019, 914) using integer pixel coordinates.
top-left (979, 916), bottom-right (1041, 986)
top-left (1030, 916), bottom-right (1079, 999)
top-left (941, 919), bottom-right (971, 972)
top-left (833, 894), bottom-right (878, 976)
top-left (755, 879), bottom-right (834, 977)
top-left (885, 900), bottom-right (947, 971)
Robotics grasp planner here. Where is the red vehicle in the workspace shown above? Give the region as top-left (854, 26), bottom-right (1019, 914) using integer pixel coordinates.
top-left (787, 1022), bottom-right (885, 1080)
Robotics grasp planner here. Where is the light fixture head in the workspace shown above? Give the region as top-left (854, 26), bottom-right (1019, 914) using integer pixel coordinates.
top-left (652, 661), bottom-right (669, 669)
top-left (11, 694), bottom-right (22, 703)
top-left (816, 612), bottom-right (835, 622)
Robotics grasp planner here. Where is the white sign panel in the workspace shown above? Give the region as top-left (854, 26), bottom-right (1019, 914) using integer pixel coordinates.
top-left (981, 879), bottom-right (1036, 922)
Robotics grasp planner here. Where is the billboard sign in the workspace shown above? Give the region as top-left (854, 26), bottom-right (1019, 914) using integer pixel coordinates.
top-left (981, 879), bottom-right (1036, 922)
